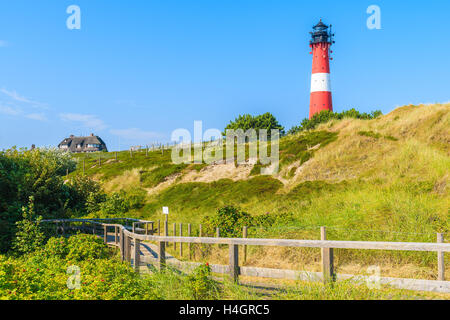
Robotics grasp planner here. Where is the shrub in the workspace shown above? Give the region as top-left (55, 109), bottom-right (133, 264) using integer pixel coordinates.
top-left (67, 176), bottom-right (106, 213)
top-left (224, 113), bottom-right (285, 137)
top-left (65, 234), bottom-right (109, 262)
top-left (124, 188), bottom-right (147, 210)
top-left (12, 197), bottom-right (45, 255)
top-left (98, 192), bottom-right (130, 216)
top-left (43, 237), bottom-right (68, 259)
top-left (202, 206), bottom-right (253, 237)
top-left (185, 263), bottom-right (218, 300)
top-left (0, 147), bottom-right (81, 252)
top-left (288, 109), bottom-right (382, 135)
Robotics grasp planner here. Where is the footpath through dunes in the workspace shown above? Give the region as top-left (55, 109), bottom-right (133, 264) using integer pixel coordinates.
top-left (68, 104), bottom-right (449, 285)
top-left (42, 218), bottom-right (450, 296)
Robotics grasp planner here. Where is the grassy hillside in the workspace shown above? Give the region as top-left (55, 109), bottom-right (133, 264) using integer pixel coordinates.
top-left (69, 103), bottom-right (450, 280)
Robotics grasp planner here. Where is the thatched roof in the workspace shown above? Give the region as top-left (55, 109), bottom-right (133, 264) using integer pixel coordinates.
top-left (58, 134), bottom-right (108, 153)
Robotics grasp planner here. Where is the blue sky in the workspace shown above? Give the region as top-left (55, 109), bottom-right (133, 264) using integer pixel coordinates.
top-left (0, 0), bottom-right (449, 150)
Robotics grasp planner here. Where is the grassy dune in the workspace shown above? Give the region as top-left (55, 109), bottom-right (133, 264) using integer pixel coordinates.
top-left (71, 103), bottom-right (449, 280)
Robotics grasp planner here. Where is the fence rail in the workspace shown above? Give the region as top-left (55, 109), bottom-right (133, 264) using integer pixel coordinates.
top-left (41, 218), bottom-right (450, 293)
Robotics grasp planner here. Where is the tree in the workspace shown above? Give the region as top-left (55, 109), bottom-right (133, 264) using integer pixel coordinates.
top-left (12, 196), bottom-right (45, 255)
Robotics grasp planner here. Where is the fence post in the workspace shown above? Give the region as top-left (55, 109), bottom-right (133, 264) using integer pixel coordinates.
top-left (122, 233), bottom-right (127, 262)
top-left (119, 229), bottom-right (124, 261)
top-left (158, 220), bottom-right (161, 236)
top-left (126, 236), bottom-right (132, 263)
top-left (132, 222), bottom-right (136, 234)
top-left (173, 223), bottom-right (177, 250)
top-left (198, 224), bottom-right (203, 259)
top-left (321, 227), bottom-right (334, 283)
top-left (158, 241), bottom-right (166, 271)
top-left (134, 238), bottom-right (141, 273)
top-left (103, 225), bottom-right (107, 244)
top-left (243, 226), bottom-right (248, 264)
top-left (216, 228), bottom-right (220, 248)
top-left (229, 244), bottom-right (239, 283)
top-left (188, 224), bottom-right (192, 260)
top-left (115, 226), bottom-right (118, 245)
top-left (164, 219), bottom-right (169, 246)
top-left (437, 233), bottom-right (445, 281)
top-left (179, 223), bottom-right (183, 257)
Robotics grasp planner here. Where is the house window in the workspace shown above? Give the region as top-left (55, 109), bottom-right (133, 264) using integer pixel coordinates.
top-left (87, 144), bottom-right (100, 148)
top-left (77, 144), bottom-right (82, 148)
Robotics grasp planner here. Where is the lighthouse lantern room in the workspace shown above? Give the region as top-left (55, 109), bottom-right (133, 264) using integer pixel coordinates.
top-left (309, 19), bottom-right (335, 119)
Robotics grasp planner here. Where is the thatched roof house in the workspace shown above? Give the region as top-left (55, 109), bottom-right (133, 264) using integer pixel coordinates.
top-left (58, 134), bottom-right (108, 153)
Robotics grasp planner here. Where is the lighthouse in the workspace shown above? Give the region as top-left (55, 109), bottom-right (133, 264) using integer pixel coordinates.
top-left (309, 20), bottom-right (335, 119)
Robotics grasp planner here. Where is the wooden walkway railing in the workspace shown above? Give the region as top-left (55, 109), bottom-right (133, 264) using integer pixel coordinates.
top-left (41, 218), bottom-right (450, 293)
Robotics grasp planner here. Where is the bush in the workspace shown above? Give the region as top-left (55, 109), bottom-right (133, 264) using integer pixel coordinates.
top-left (288, 109), bottom-right (382, 135)
top-left (185, 263), bottom-right (218, 300)
top-left (43, 237), bottom-right (69, 260)
top-left (67, 176), bottom-right (106, 213)
top-left (98, 192), bottom-right (130, 216)
top-left (124, 188), bottom-right (147, 210)
top-left (224, 113), bottom-right (285, 137)
top-left (65, 234), bottom-right (110, 262)
top-left (0, 235), bottom-right (160, 300)
top-left (202, 206), bottom-right (253, 237)
top-left (0, 147), bottom-right (83, 252)
top-left (12, 197), bottom-right (45, 255)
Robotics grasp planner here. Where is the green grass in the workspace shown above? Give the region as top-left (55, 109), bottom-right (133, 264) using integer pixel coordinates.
top-left (67, 105), bottom-right (449, 279)
top-left (140, 164), bottom-right (187, 188)
top-left (69, 130), bottom-right (338, 182)
top-left (358, 130), bottom-right (398, 141)
top-left (279, 131), bottom-right (338, 168)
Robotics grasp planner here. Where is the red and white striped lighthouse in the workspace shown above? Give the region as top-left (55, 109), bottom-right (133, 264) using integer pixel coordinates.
top-left (309, 20), bottom-right (335, 119)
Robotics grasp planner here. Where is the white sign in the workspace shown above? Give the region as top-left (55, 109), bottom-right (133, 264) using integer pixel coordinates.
top-left (162, 207), bottom-right (169, 215)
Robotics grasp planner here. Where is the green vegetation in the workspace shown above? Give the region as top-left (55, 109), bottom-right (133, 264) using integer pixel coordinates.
top-left (358, 130), bottom-right (399, 141)
top-left (288, 108), bottom-right (382, 135)
top-left (1, 104), bottom-right (448, 299)
top-left (224, 112), bottom-right (285, 136)
top-left (12, 197), bottom-right (45, 255)
top-left (1, 233), bottom-right (444, 300)
top-left (140, 164), bottom-right (187, 188)
top-left (279, 130), bottom-right (338, 168)
top-left (0, 148), bottom-right (79, 252)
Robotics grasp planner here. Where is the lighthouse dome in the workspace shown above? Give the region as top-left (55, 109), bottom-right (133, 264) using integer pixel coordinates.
top-left (310, 19), bottom-right (332, 45)
top-left (313, 20), bottom-right (329, 30)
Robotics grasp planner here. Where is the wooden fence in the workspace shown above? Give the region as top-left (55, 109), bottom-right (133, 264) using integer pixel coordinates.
top-left (41, 218), bottom-right (450, 293)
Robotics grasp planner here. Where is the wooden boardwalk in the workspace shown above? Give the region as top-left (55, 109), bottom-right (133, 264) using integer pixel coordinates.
top-left (43, 218), bottom-right (450, 294)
